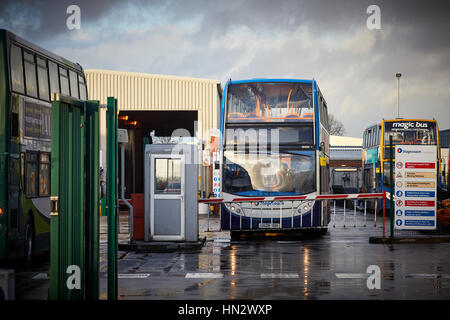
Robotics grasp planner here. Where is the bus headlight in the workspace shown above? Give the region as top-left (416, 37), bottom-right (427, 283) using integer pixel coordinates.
top-left (297, 201), bottom-right (313, 214)
top-left (228, 203), bottom-right (242, 213)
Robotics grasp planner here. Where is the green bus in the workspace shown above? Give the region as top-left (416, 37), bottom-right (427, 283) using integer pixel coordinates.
top-left (0, 29), bottom-right (88, 259)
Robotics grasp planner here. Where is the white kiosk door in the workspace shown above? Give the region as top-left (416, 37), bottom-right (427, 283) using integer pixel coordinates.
top-left (150, 154), bottom-right (185, 241)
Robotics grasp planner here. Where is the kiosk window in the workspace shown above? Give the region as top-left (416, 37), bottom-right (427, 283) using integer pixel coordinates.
top-left (155, 158), bottom-right (181, 194)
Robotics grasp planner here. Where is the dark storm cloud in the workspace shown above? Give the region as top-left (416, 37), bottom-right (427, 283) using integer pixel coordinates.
top-left (0, 0), bottom-right (123, 38)
top-left (2, 0), bottom-right (449, 45)
top-left (1, 0), bottom-right (448, 135)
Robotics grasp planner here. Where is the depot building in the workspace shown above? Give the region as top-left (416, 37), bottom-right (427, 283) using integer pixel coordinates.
top-left (85, 69), bottom-right (222, 197)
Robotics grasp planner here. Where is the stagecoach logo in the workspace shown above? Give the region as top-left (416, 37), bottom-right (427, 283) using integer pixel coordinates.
top-left (392, 122), bottom-right (429, 129)
top-left (397, 148), bottom-right (403, 154)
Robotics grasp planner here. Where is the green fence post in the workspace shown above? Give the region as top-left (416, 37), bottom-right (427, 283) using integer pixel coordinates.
top-left (49, 98), bottom-right (60, 300)
top-left (390, 135), bottom-right (394, 238)
top-left (107, 97), bottom-right (118, 300)
top-left (85, 101), bottom-right (100, 299)
top-left (72, 106), bottom-right (85, 300)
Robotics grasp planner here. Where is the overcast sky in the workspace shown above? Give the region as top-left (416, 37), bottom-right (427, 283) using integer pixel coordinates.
top-left (1, 0), bottom-right (449, 137)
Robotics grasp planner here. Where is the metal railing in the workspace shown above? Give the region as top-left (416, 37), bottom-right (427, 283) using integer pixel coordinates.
top-left (199, 192), bottom-right (386, 233)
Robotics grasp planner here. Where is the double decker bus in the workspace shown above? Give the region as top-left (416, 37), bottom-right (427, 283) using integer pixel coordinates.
top-left (362, 119), bottom-right (441, 210)
top-left (0, 29), bottom-right (88, 259)
top-left (219, 79), bottom-right (330, 235)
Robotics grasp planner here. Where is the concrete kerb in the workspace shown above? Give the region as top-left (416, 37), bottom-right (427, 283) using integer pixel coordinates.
top-left (118, 237), bottom-right (206, 253)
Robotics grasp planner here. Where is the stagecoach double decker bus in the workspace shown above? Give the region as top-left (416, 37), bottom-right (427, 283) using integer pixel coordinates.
top-left (0, 30), bottom-right (88, 259)
top-left (219, 79), bottom-right (330, 236)
top-left (362, 119), bottom-right (441, 209)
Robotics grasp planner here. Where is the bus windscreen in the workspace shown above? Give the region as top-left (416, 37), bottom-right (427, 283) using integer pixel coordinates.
top-left (223, 150), bottom-right (316, 196)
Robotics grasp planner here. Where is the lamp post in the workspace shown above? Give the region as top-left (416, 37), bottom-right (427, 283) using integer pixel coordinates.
top-left (396, 73), bottom-right (401, 118)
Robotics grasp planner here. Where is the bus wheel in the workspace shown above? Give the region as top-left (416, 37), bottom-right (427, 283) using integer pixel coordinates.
top-left (25, 216), bottom-right (34, 258)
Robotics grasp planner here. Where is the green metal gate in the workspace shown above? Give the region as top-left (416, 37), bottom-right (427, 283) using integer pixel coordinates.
top-left (49, 95), bottom-right (100, 300)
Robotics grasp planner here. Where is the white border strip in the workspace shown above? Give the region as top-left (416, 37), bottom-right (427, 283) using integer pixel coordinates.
top-left (118, 273), bottom-right (151, 279)
top-left (335, 273), bottom-right (368, 279)
top-left (185, 273), bottom-right (224, 279)
top-left (261, 273), bottom-right (299, 279)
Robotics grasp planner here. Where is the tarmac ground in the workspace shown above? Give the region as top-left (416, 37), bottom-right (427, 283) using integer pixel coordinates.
top-left (6, 206), bottom-right (450, 300)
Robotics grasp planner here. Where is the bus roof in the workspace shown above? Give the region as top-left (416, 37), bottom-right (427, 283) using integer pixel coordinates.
top-left (228, 78), bottom-right (314, 85)
top-left (364, 118), bottom-right (437, 131)
top-left (1, 29), bottom-right (84, 73)
top-left (383, 118), bottom-right (436, 123)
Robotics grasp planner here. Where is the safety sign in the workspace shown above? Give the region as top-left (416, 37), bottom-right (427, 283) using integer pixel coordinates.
top-left (394, 145), bottom-right (437, 230)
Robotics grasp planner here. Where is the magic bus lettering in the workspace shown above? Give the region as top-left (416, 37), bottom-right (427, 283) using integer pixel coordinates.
top-left (392, 122), bottom-right (428, 129)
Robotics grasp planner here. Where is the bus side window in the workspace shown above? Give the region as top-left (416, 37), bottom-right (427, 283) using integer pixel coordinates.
top-left (363, 130), bottom-right (366, 148)
top-left (25, 152), bottom-right (38, 198)
top-left (36, 57), bottom-right (50, 101)
top-left (78, 74), bottom-right (87, 100)
top-left (24, 51), bottom-right (38, 98)
top-left (10, 44), bottom-right (25, 94)
top-left (323, 101), bottom-right (329, 132)
top-left (39, 153), bottom-right (50, 197)
top-left (371, 128), bottom-right (375, 147)
top-left (48, 61), bottom-right (60, 98)
top-left (377, 125), bottom-right (381, 145)
top-left (372, 127), bottom-right (376, 146)
top-left (59, 66), bottom-right (70, 96)
top-left (69, 70), bottom-right (79, 99)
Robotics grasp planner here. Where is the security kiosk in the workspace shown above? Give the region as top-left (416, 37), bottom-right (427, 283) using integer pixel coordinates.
top-left (144, 144), bottom-right (198, 241)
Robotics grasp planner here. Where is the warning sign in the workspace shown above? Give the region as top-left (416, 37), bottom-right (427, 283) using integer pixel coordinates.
top-left (405, 172), bottom-right (435, 179)
top-left (405, 162), bottom-right (435, 169)
top-left (405, 181), bottom-right (435, 188)
top-left (394, 145), bottom-right (437, 230)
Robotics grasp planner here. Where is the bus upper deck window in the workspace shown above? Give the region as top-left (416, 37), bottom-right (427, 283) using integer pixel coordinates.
top-left (37, 57), bottom-right (50, 101)
top-left (78, 74), bottom-right (87, 100)
top-left (10, 44), bottom-right (25, 94)
top-left (59, 67), bottom-right (70, 96)
top-left (69, 70), bottom-right (79, 99)
top-left (48, 61), bottom-right (60, 98)
top-left (24, 51), bottom-right (38, 98)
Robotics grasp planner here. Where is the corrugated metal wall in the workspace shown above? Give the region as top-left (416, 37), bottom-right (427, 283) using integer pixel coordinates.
top-left (85, 69), bottom-right (221, 140)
